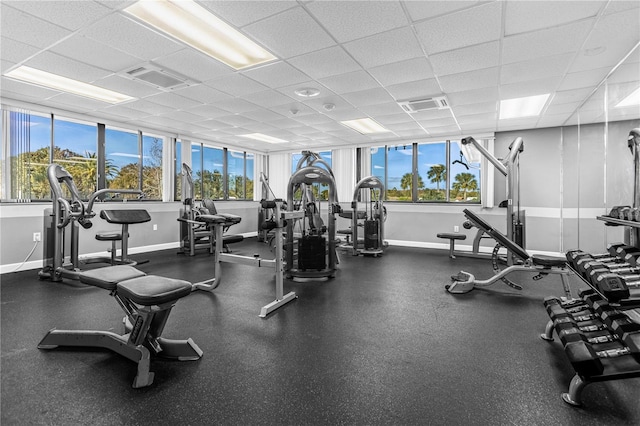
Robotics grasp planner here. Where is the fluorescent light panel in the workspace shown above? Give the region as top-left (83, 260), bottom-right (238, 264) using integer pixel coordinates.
top-left (125, 0), bottom-right (277, 70)
top-left (240, 133), bottom-right (288, 144)
top-left (616, 87), bottom-right (640, 108)
top-left (4, 66), bottom-right (134, 104)
top-left (499, 94), bottom-right (550, 119)
top-left (341, 118), bottom-right (391, 135)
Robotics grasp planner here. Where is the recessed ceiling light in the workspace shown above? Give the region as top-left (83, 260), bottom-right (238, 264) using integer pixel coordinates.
top-left (499, 94), bottom-right (550, 119)
top-left (341, 118), bottom-right (391, 134)
top-left (616, 87), bottom-right (640, 108)
top-left (240, 133), bottom-right (288, 144)
top-left (124, 0), bottom-right (276, 70)
top-left (4, 66), bottom-right (134, 104)
top-left (294, 87), bottom-right (320, 98)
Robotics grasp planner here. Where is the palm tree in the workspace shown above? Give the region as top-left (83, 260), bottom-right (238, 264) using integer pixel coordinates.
top-left (400, 173), bottom-right (425, 191)
top-left (427, 164), bottom-right (447, 191)
top-left (452, 172), bottom-right (478, 200)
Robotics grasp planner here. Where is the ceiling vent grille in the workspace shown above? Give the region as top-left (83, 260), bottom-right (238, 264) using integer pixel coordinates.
top-left (398, 96), bottom-right (449, 113)
top-left (121, 63), bottom-right (195, 91)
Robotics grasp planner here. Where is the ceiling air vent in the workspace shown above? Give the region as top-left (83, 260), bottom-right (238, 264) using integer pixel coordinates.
top-left (398, 96), bottom-right (449, 113)
top-left (121, 63), bottom-right (194, 91)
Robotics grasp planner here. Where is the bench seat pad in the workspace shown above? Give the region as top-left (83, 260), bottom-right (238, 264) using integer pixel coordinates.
top-left (79, 266), bottom-right (146, 290)
top-left (117, 276), bottom-right (192, 305)
top-left (437, 233), bottom-right (467, 241)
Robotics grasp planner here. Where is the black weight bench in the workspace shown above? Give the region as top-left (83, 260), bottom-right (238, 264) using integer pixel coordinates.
top-left (95, 209), bottom-right (151, 265)
top-left (446, 209), bottom-right (572, 295)
top-left (38, 265), bottom-right (202, 388)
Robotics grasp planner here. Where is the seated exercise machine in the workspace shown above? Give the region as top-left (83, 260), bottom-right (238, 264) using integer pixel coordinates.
top-left (445, 208), bottom-right (572, 296)
top-left (93, 209), bottom-right (151, 265)
top-left (438, 136), bottom-right (525, 262)
top-left (39, 164), bottom-right (145, 282)
top-left (338, 176), bottom-right (387, 256)
top-left (178, 163), bottom-right (242, 256)
top-left (191, 198), bottom-right (304, 317)
top-left (38, 265), bottom-right (202, 388)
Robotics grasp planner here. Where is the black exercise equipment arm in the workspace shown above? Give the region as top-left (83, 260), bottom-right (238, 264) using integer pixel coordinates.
top-left (462, 209), bottom-right (530, 261)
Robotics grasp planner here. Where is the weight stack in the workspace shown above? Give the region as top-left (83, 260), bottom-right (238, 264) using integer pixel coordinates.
top-left (364, 220), bottom-right (379, 250)
top-left (298, 235), bottom-right (326, 270)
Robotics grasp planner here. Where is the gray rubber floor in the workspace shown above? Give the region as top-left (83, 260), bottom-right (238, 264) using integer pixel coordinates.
top-left (2, 239), bottom-right (639, 425)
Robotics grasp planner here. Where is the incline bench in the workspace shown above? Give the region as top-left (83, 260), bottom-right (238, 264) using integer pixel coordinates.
top-left (445, 208), bottom-right (572, 296)
top-left (38, 265), bottom-right (202, 387)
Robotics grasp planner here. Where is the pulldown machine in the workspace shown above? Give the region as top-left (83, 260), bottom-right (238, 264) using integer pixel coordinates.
top-left (39, 164), bottom-right (147, 282)
top-left (340, 176), bottom-right (387, 256)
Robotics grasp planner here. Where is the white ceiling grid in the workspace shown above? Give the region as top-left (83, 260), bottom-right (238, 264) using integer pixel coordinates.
top-left (0, 0), bottom-right (638, 153)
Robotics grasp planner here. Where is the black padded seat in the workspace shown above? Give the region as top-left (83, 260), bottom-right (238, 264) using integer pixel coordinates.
top-left (223, 235), bottom-right (244, 244)
top-left (197, 214), bottom-right (228, 224)
top-left (437, 233), bottom-right (467, 241)
top-left (337, 229), bottom-right (352, 235)
top-left (117, 276), bottom-right (192, 305)
top-left (100, 209), bottom-right (151, 225)
top-left (95, 231), bottom-right (125, 241)
top-left (531, 255), bottom-right (567, 268)
top-left (79, 265), bottom-right (146, 290)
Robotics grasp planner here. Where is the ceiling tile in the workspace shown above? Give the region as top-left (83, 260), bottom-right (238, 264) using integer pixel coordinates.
top-left (152, 49), bottom-right (235, 83)
top-left (202, 1), bottom-right (298, 28)
top-left (505, 1), bottom-right (603, 36)
top-left (451, 101), bottom-right (498, 116)
top-left (243, 7), bottom-right (335, 59)
top-left (243, 90), bottom-right (294, 108)
top-left (242, 61), bottom-right (309, 88)
top-left (342, 88), bottom-right (395, 107)
top-left (0, 37), bottom-right (41, 64)
top-left (500, 77), bottom-right (562, 99)
top-left (172, 84), bottom-right (233, 104)
top-left (358, 102), bottom-right (406, 117)
top-left (144, 92), bottom-right (203, 110)
top-left (214, 114), bottom-right (258, 127)
top-left (51, 35), bottom-right (141, 73)
top-left (545, 102), bottom-right (581, 115)
top-left (551, 87), bottom-right (594, 105)
top-left (302, 94), bottom-right (354, 114)
top-left (306, 1), bottom-right (408, 43)
top-left (184, 104), bottom-right (230, 119)
top-left (414, 2), bottom-right (502, 55)
top-left (243, 108), bottom-right (286, 122)
top-left (81, 13), bottom-right (183, 61)
top-left (608, 62), bottom-right (640, 84)
top-left (457, 112), bottom-right (497, 126)
top-left (319, 70), bottom-right (382, 94)
top-left (502, 20), bottom-right (594, 64)
top-left (376, 113), bottom-right (416, 125)
top-left (214, 98), bottom-right (260, 114)
top-left (288, 46), bottom-right (361, 80)
top-left (405, 1), bottom-right (482, 22)
top-left (103, 104), bottom-right (151, 120)
top-left (0, 4), bottom-right (71, 49)
top-left (438, 67), bottom-right (499, 93)
top-left (343, 27), bottom-right (424, 69)
top-left (91, 75), bottom-right (159, 98)
top-left (385, 79), bottom-right (442, 101)
top-left (4, 0), bottom-right (112, 31)
top-left (557, 67), bottom-right (610, 91)
top-left (500, 54), bottom-right (573, 85)
top-left (1, 76), bottom-right (61, 99)
top-left (47, 92), bottom-right (112, 111)
top-left (368, 57), bottom-right (435, 87)
top-left (603, 0), bottom-right (640, 15)
top-left (447, 86), bottom-right (499, 106)
top-left (411, 108), bottom-right (456, 122)
top-left (25, 51), bottom-right (112, 82)
top-left (429, 41), bottom-right (500, 76)
top-left (125, 99), bottom-right (175, 116)
top-left (276, 80), bottom-right (334, 100)
top-left (205, 74), bottom-right (268, 97)
top-left (1, 60), bottom-right (16, 74)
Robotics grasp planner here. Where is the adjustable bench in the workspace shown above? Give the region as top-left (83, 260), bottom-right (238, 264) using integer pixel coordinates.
top-left (38, 265), bottom-right (202, 388)
top-left (95, 209), bottom-right (151, 265)
top-left (446, 208), bottom-right (572, 296)
top-left (437, 233), bottom-right (467, 259)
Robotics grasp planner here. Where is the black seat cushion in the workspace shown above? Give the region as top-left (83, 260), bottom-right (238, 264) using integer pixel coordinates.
top-left (117, 276), bottom-right (192, 305)
top-left (197, 214), bottom-right (228, 224)
top-left (437, 233), bottom-right (467, 240)
top-left (79, 266), bottom-right (146, 290)
top-left (531, 255), bottom-right (567, 268)
top-left (95, 231), bottom-right (124, 241)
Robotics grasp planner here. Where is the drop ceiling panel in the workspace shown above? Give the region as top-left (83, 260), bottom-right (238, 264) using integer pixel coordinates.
top-left (214, 98), bottom-right (261, 114)
top-left (452, 102), bottom-right (497, 116)
top-left (341, 88), bottom-right (395, 107)
top-left (500, 77), bottom-right (562, 99)
top-left (202, 1), bottom-right (298, 28)
top-left (404, 1), bottom-right (481, 22)
top-left (152, 49), bottom-right (234, 83)
top-left (438, 67), bottom-right (499, 93)
top-left (205, 74), bottom-right (268, 97)
top-left (358, 102), bottom-right (406, 117)
top-left (243, 108), bottom-right (286, 122)
top-left (242, 61), bottom-right (310, 89)
top-left (367, 57), bottom-right (435, 87)
top-left (25, 51), bottom-right (111, 82)
top-left (144, 92), bottom-right (202, 110)
top-left (92, 75), bottom-right (159, 98)
top-left (0, 4), bottom-right (72, 49)
top-left (184, 104), bottom-right (235, 119)
top-left (1, 77), bottom-right (61, 99)
top-left (386, 79), bottom-right (442, 101)
top-left (447, 87), bottom-right (500, 106)
top-left (429, 41), bottom-right (500, 76)
top-left (125, 99), bottom-right (176, 116)
top-left (173, 84), bottom-right (233, 104)
top-left (0, 37), bottom-right (41, 65)
top-left (51, 35), bottom-right (140, 73)
top-left (551, 88), bottom-right (595, 105)
top-left (502, 20), bottom-right (594, 64)
top-left (47, 92), bottom-right (113, 111)
top-left (557, 67), bottom-right (610, 91)
top-left (343, 27), bottom-right (424, 69)
top-left (288, 46), bottom-right (361, 80)
top-left (243, 90), bottom-right (294, 108)
top-left (3, 0), bottom-right (112, 31)
top-left (414, 2), bottom-right (502, 55)
top-left (81, 13), bottom-right (184, 61)
top-left (319, 70), bottom-right (382, 95)
top-left (243, 7), bottom-right (335, 59)
top-left (504, 1), bottom-right (603, 36)
top-left (500, 54), bottom-right (573, 85)
top-left (306, 1), bottom-right (408, 43)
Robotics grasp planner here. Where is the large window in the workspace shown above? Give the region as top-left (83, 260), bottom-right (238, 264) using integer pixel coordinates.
top-left (371, 141), bottom-right (482, 203)
top-left (202, 145), bottom-right (224, 200)
top-left (174, 139), bottom-right (182, 201)
top-left (189, 143), bottom-right (253, 201)
top-left (53, 117), bottom-right (97, 199)
top-left (142, 133), bottom-right (163, 199)
top-left (105, 127), bottom-right (139, 197)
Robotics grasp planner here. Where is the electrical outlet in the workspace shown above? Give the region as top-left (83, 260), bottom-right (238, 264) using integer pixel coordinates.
top-left (153, 224), bottom-right (158, 231)
top-left (454, 226), bottom-right (459, 233)
top-left (33, 232), bottom-right (41, 242)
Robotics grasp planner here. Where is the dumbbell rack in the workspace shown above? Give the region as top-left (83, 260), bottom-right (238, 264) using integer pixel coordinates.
top-left (598, 214), bottom-right (640, 249)
top-left (541, 264), bottom-right (640, 406)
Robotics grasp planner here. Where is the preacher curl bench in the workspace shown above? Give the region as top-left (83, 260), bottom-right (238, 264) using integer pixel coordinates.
top-left (446, 209), bottom-right (572, 297)
top-left (38, 265), bottom-right (202, 388)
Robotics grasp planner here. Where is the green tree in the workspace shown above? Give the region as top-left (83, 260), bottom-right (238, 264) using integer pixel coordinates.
top-left (427, 164), bottom-right (447, 191)
top-left (452, 172), bottom-right (478, 201)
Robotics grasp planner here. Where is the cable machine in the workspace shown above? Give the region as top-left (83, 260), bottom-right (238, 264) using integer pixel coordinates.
top-left (346, 176), bottom-right (387, 256)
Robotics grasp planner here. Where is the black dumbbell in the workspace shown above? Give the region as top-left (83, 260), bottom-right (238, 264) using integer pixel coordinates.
top-left (557, 326), bottom-right (617, 347)
top-left (564, 332), bottom-right (640, 377)
top-left (592, 273), bottom-right (632, 301)
top-left (554, 317), bottom-right (607, 336)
